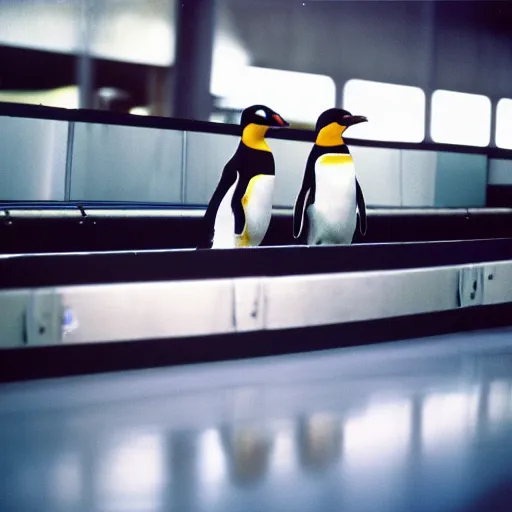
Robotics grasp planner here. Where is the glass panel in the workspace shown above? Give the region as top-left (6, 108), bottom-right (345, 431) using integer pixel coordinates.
top-left (434, 152), bottom-right (487, 207)
top-left (401, 150), bottom-right (437, 207)
top-left (71, 123), bottom-right (183, 202)
top-left (488, 159), bottom-right (512, 185)
top-left (350, 147), bottom-right (402, 206)
top-left (184, 131), bottom-right (239, 205)
top-left (269, 138), bottom-right (312, 208)
top-left (0, 117), bottom-right (68, 201)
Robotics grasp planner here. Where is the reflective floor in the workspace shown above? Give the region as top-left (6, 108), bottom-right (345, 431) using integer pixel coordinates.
top-left (2, 327), bottom-right (512, 511)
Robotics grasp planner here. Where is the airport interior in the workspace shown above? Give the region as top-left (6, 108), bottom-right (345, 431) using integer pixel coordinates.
top-left (2, 0), bottom-right (512, 510)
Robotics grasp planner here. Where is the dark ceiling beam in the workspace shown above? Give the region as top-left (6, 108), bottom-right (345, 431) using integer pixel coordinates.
top-left (172, 0), bottom-right (216, 121)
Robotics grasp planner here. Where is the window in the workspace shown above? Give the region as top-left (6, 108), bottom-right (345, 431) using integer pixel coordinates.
top-left (215, 66), bottom-right (336, 125)
top-left (431, 90), bottom-right (491, 147)
top-left (210, 32), bottom-right (250, 100)
top-left (342, 79), bottom-right (425, 143)
top-left (496, 98), bottom-right (512, 150)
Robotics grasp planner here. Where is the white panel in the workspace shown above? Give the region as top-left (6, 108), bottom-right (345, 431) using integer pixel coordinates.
top-left (488, 159), bottom-right (512, 186)
top-left (483, 261), bottom-right (512, 307)
top-left (184, 131), bottom-right (239, 205)
top-left (60, 280), bottom-right (235, 345)
top-left (496, 99), bottom-right (512, 150)
top-left (0, 1), bottom-right (248, 75)
top-left (268, 138), bottom-right (312, 208)
top-left (458, 266), bottom-right (484, 308)
top-left (2, 260), bottom-right (512, 348)
top-left (401, 150), bottom-right (437, 207)
top-left (342, 79), bottom-right (425, 143)
top-left (71, 123), bottom-right (183, 203)
top-left (0, 3), bottom-right (80, 54)
top-left (0, 117), bottom-right (68, 201)
top-left (234, 278), bottom-right (265, 332)
top-left (88, 0), bottom-right (174, 66)
top-left (350, 146), bottom-right (401, 206)
top-left (24, 290), bottom-right (63, 347)
top-left (264, 266), bottom-right (459, 331)
top-left (210, 14), bottom-right (251, 97)
top-left (0, 290), bottom-right (29, 348)
top-left (431, 90), bottom-right (491, 147)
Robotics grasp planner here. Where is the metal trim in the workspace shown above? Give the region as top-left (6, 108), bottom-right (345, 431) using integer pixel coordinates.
top-left (181, 131), bottom-right (188, 203)
top-left (1, 209), bottom-right (82, 219)
top-left (2, 206), bottom-right (512, 220)
top-left (64, 121), bottom-right (75, 201)
top-left (84, 209), bottom-right (205, 219)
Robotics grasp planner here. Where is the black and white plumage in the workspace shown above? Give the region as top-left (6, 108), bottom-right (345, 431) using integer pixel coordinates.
top-left (293, 108), bottom-right (368, 246)
top-left (199, 105), bottom-right (289, 250)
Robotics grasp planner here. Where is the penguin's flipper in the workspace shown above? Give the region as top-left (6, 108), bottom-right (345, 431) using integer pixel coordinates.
top-left (199, 157), bottom-right (239, 248)
top-left (355, 178), bottom-right (367, 236)
top-left (232, 173), bottom-right (251, 237)
top-left (293, 187), bottom-right (311, 240)
top-left (293, 151), bottom-right (317, 242)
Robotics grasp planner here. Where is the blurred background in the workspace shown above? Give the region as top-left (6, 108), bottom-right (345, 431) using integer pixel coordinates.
top-left (3, 5), bottom-right (512, 509)
top-left (0, 0), bottom-right (511, 208)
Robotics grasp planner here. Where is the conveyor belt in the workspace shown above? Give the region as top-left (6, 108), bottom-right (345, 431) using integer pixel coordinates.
top-left (3, 238), bottom-right (512, 289)
top-left (2, 327), bottom-right (512, 512)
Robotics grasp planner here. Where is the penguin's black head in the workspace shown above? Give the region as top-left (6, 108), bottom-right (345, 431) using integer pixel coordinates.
top-left (315, 108), bottom-right (367, 146)
top-left (240, 105), bottom-right (289, 129)
top-left (316, 108), bottom-right (367, 132)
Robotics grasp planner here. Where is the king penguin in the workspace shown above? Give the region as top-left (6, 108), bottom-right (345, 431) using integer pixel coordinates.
top-left (199, 105), bottom-right (289, 249)
top-left (293, 108), bottom-right (368, 246)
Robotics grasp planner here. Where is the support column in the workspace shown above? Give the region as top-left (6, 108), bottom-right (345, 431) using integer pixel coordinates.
top-left (334, 75), bottom-right (348, 109)
top-left (489, 97), bottom-right (499, 148)
top-left (422, 0), bottom-right (437, 143)
top-left (172, 0), bottom-right (216, 121)
top-left (77, 0), bottom-right (95, 109)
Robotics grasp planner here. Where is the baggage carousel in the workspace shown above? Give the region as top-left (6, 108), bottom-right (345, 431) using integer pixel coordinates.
top-left (2, 93), bottom-right (512, 511)
top-left (2, 205), bottom-right (512, 511)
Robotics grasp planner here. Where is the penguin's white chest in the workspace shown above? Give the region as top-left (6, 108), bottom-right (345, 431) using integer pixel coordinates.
top-left (308, 154), bottom-right (357, 245)
top-left (212, 173), bottom-right (274, 248)
top-left (240, 174), bottom-right (275, 246)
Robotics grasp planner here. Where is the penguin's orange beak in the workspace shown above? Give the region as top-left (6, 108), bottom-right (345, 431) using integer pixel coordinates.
top-left (271, 114), bottom-right (289, 127)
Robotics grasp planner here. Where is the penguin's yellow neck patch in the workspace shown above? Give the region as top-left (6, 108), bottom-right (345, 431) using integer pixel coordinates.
top-left (319, 154), bottom-right (353, 165)
top-left (242, 124), bottom-right (271, 152)
top-left (316, 122), bottom-right (346, 147)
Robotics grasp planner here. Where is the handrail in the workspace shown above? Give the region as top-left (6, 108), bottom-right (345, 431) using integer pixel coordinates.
top-left (0, 203), bottom-right (511, 218)
top-left (1, 100), bottom-right (511, 159)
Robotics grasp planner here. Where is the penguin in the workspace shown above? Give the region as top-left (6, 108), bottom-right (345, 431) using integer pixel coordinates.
top-left (199, 104), bottom-right (289, 249)
top-left (293, 108), bottom-right (368, 246)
